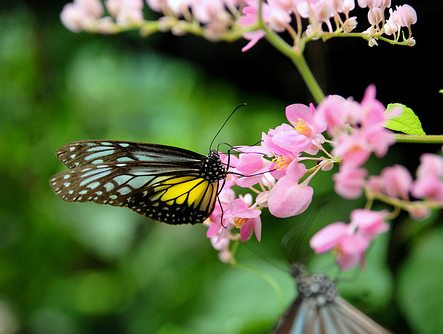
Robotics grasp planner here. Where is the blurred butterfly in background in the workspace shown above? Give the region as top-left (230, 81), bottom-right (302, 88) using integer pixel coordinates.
top-left (271, 263), bottom-right (391, 334)
top-left (49, 140), bottom-right (228, 225)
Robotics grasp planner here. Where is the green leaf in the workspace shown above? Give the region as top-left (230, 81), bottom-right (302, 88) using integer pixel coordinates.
top-left (384, 103), bottom-right (426, 135)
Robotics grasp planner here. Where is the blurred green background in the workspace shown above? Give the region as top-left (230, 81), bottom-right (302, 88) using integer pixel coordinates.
top-left (1, 1), bottom-right (443, 333)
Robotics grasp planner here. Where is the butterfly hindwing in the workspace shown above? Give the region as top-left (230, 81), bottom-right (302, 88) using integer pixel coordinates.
top-left (50, 140), bottom-right (226, 225)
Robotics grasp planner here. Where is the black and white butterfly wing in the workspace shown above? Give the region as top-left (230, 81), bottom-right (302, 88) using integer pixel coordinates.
top-left (271, 269), bottom-right (391, 334)
top-left (50, 140), bottom-right (226, 225)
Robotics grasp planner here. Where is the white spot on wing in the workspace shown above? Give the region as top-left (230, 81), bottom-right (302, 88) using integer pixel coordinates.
top-left (127, 176), bottom-right (152, 189)
top-left (117, 187), bottom-right (131, 195)
top-left (113, 175), bottom-right (132, 185)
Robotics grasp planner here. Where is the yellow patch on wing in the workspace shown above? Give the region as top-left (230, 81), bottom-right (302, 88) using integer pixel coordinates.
top-left (153, 176), bottom-right (218, 210)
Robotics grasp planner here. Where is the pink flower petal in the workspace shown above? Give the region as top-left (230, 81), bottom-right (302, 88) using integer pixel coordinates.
top-left (268, 176), bottom-right (313, 218)
top-left (310, 222), bottom-right (349, 253)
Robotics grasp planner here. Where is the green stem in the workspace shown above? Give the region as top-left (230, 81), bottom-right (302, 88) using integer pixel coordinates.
top-left (291, 53), bottom-right (325, 104)
top-left (395, 134), bottom-right (443, 144)
top-left (257, 2), bottom-right (325, 104)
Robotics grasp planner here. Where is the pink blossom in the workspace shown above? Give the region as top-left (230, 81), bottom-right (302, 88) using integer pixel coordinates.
top-left (273, 103), bottom-right (326, 155)
top-left (60, 0), bottom-right (104, 32)
top-left (379, 165), bottom-right (412, 200)
top-left (235, 153), bottom-right (273, 187)
top-left (310, 209), bottom-right (390, 270)
top-left (360, 85), bottom-right (387, 127)
top-left (262, 123), bottom-right (299, 157)
top-left (416, 153), bottom-right (443, 179)
top-left (332, 132), bottom-right (372, 167)
top-left (229, 198), bottom-right (262, 242)
top-left (385, 4), bottom-right (417, 34)
top-left (191, 0), bottom-right (231, 25)
top-left (357, 0), bottom-right (391, 10)
top-left (362, 125), bottom-right (395, 158)
top-left (240, 0), bottom-right (270, 51)
top-left (310, 222), bottom-right (369, 270)
top-left (315, 95), bottom-right (360, 136)
top-left (106, 0), bottom-right (144, 24)
top-left (267, 0), bottom-right (293, 32)
top-left (407, 205), bottom-right (430, 221)
top-left (395, 4), bottom-right (417, 27)
top-left (268, 162), bottom-right (314, 218)
top-left (296, 0), bottom-right (335, 24)
top-left (411, 153), bottom-right (443, 202)
top-left (411, 177), bottom-right (443, 202)
top-left (210, 235), bottom-right (232, 262)
top-left (333, 165), bottom-right (367, 199)
top-left (367, 7), bottom-right (383, 25)
top-left (350, 209), bottom-right (390, 239)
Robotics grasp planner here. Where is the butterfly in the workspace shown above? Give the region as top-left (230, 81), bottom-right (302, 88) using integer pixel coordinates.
top-left (271, 264), bottom-right (391, 334)
top-left (49, 140), bottom-right (228, 225)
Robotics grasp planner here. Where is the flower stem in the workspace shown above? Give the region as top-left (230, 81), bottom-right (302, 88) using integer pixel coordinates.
top-left (291, 53), bottom-right (325, 104)
top-left (395, 134), bottom-right (443, 144)
top-left (257, 2), bottom-right (325, 104)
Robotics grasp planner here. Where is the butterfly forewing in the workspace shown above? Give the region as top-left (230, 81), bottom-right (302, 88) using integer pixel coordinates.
top-left (55, 140), bottom-right (206, 168)
top-left (50, 140), bottom-right (226, 225)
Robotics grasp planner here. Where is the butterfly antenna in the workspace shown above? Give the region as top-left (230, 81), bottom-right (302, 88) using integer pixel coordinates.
top-left (209, 103), bottom-right (247, 151)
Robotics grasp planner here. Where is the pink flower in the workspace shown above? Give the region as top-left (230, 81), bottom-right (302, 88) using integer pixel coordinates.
top-left (106, 0), bottom-right (144, 24)
top-left (416, 154), bottom-right (443, 179)
top-left (411, 177), bottom-right (443, 202)
top-left (315, 95), bottom-right (361, 137)
top-left (60, 0), bottom-right (104, 32)
top-left (310, 222), bottom-right (369, 270)
top-left (268, 162), bottom-right (314, 218)
top-left (310, 209), bottom-right (390, 270)
top-left (350, 209), bottom-right (390, 239)
top-left (272, 103), bottom-right (326, 155)
top-left (333, 132), bottom-right (372, 168)
top-left (333, 165), bottom-right (367, 199)
top-left (411, 153), bottom-right (443, 202)
top-left (262, 123), bottom-right (299, 158)
top-left (210, 235), bottom-right (232, 263)
top-left (229, 198), bottom-right (262, 242)
top-left (191, 0), bottom-right (231, 25)
top-left (235, 153), bottom-right (273, 187)
top-left (385, 4), bottom-right (417, 35)
top-left (396, 5), bottom-right (417, 27)
top-left (379, 165), bottom-right (412, 200)
top-left (267, 0), bottom-right (293, 32)
top-left (240, 0), bottom-right (270, 51)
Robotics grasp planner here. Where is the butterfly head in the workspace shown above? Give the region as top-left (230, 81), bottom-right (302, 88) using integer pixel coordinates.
top-left (297, 272), bottom-right (337, 306)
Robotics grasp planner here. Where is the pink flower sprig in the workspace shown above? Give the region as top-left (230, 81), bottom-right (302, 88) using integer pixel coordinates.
top-left (205, 84), bottom-right (443, 267)
top-left (206, 85), bottom-right (397, 261)
top-left (60, 1), bottom-right (417, 49)
top-left (310, 209), bottom-right (390, 270)
top-left (311, 151), bottom-right (443, 270)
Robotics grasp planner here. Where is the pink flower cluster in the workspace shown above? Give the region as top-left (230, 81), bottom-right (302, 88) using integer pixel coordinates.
top-left (323, 85), bottom-right (398, 199)
top-left (310, 209), bottom-right (390, 270)
top-left (368, 153), bottom-right (443, 220)
top-left (206, 85), bottom-right (400, 263)
top-left (61, 0), bottom-right (145, 32)
top-left (239, 0), bottom-right (417, 51)
top-left (60, 1), bottom-right (417, 48)
top-left (310, 151), bottom-right (443, 270)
